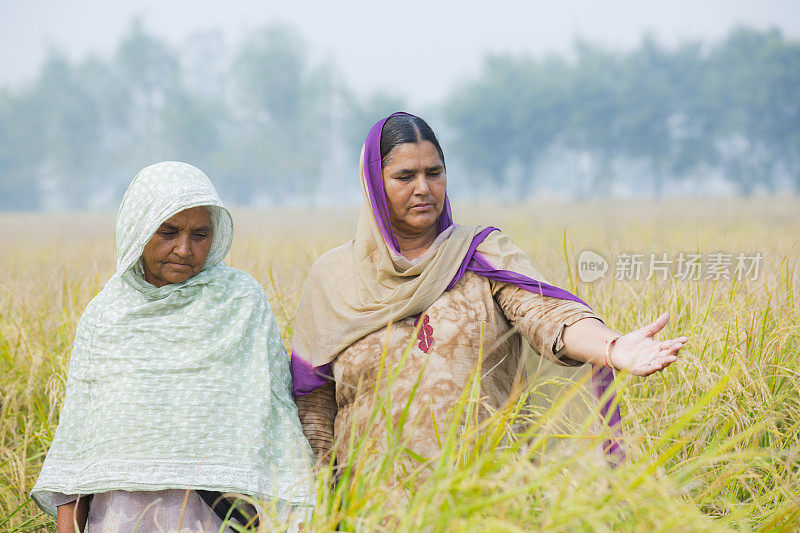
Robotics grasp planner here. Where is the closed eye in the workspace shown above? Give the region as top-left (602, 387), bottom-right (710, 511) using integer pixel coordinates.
top-left (427, 165), bottom-right (444, 175)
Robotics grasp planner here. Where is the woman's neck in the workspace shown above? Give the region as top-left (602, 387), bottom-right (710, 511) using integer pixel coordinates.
top-left (394, 224), bottom-right (439, 260)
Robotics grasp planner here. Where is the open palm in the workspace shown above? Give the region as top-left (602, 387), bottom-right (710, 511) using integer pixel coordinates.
top-left (611, 312), bottom-right (688, 376)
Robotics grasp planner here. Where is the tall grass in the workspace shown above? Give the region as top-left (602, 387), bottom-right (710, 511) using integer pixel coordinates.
top-left (1, 197), bottom-right (798, 531)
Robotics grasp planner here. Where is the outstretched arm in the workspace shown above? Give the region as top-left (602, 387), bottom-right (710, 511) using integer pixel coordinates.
top-left (561, 312), bottom-right (688, 376)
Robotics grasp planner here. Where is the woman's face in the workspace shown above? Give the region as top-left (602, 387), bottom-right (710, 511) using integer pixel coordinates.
top-left (382, 140), bottom-right (447, 239)
top-left (141, 206), bottom-right (213, 287)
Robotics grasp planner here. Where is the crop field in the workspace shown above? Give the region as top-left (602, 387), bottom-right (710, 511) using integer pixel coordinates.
top-left (1, 197), bottom-right (799, 532)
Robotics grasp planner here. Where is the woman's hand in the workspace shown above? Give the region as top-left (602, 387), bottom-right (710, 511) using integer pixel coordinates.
top-left (57, 497), bottom-right (90, 533)
top-left (610, 312), bottom-right (688, 376)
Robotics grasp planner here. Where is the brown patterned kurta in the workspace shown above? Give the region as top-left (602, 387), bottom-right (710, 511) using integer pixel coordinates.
top-left (295, 271), bottom-right (601, 467)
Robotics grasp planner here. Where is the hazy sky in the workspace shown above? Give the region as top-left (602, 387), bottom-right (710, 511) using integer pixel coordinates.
top-left (1, 0), bottom-right (798, 106)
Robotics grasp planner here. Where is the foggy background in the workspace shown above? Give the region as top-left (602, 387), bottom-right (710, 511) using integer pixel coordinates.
top-left (0, 0), bottom-right (798, 210)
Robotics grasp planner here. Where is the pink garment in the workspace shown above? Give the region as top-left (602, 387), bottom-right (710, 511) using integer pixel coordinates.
top-left (85, 490), bottom-right (229, 533)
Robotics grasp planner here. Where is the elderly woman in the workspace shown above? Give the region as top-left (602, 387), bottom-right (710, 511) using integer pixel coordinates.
top-left (291, 112), bottom-right (688, 473)
top-left (32, 162), bottom-right (313, 532)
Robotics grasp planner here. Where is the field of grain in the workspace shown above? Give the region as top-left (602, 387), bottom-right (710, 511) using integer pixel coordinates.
top-left (1, 197), bottom-right (799, 532)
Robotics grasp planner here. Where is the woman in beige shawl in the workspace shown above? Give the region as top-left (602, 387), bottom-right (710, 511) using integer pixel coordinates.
top-left (291, 112), bottom-right (687, 472)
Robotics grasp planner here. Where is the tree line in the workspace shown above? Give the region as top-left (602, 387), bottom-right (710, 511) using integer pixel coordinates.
top-left (0, 21), bottom-right (797, 210)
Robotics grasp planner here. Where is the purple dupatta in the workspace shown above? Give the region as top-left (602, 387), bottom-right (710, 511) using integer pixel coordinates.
top-left (291, 112), bottom-right (623, 461)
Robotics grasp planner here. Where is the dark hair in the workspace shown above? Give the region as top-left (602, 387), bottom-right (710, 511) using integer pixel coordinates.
top-left (380, 114), bottom-right (445, 169)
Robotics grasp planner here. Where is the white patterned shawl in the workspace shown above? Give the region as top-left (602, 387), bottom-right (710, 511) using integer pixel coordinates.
top-left (31, 161), bottom-right (314, 517)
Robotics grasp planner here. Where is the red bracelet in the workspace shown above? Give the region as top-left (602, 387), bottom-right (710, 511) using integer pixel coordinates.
top-left (605, 336), bottom-right (621, 371)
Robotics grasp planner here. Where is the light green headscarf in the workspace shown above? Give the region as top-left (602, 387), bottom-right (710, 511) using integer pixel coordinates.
top-left (31, 161), bottom-right (314, 517)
